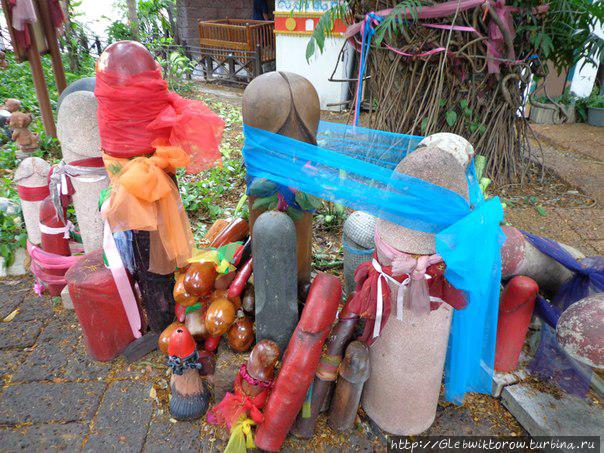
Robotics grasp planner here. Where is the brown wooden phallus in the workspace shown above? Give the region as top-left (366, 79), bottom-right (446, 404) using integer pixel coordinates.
top-left (242, 286), bottom-right (255, 316)
top-left (210, 289), bottom-right (241, 310)
top-left (185, 306), bottom-right (210, 342)
top-left (205, 297), bottom-right (236, 336)
top-left (214, 270), bottom-right (237, 291)
top-left (158, 322), bottom-right (185, 355)
top-left (242, 339), bottom-right (280, 397)
top-left (174, 273), bottom-right (198, 307)
top-left (227, 317), bottom-right (255, 352)
top-left (184, 262), bottom-right (217, 297)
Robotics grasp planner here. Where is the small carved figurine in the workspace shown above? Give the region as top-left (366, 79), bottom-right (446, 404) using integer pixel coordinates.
top-left (167, 326), bottom-right (210, 420)
top-left (9, 111), bottom-right (38, 153)
top-left (207, 339), bottom-right (280, 449)
top-left (327, 341), bottom-right (370, 432)
top-left (1, 98), bottom-right (22, 112)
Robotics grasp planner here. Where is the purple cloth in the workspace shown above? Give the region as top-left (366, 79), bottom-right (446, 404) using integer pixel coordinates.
top-left (522, 231), bottom-right (603, 396)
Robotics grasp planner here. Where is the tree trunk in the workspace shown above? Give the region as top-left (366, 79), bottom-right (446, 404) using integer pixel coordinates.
top-left (127, 0), bottom-right (139, 40)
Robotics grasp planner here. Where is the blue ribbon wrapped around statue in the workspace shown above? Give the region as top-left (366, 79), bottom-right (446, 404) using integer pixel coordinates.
top-left (243, 120), bottom-right (505, 404)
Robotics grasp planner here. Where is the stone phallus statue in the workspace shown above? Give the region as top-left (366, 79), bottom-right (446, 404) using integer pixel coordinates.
top-left (242, 71), bottom-right (320, 288)
top-left (359, 143), bottom-right (470, 435)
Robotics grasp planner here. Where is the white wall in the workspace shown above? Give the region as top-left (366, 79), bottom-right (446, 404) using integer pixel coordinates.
top-left (276, 35), bottom-right (353, 110)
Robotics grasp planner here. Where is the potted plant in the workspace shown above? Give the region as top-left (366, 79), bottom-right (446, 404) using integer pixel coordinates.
top-left (587, 95), bottom-right (604, 127)
top-left (529, 92), bottom-right (577, 125)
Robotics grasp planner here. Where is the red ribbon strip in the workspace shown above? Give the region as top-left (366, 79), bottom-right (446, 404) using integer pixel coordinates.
top-left (16, 184), bottom-right (50, 202)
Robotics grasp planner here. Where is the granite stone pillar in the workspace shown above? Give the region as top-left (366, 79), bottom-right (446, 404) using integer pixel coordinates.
top-left (252, 210), bottom-right (299, 353)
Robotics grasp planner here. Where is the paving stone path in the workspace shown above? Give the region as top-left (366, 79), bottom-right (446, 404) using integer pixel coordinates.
top-left (0, 275), bottom-right (526, 452)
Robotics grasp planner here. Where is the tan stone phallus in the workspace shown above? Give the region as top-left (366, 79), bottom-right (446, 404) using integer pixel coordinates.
top-left (227, 317), bottom-right (255, 352)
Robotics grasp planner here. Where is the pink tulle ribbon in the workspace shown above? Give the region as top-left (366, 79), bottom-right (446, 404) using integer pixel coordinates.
top-left (374, 230), bottom-right (444, 322)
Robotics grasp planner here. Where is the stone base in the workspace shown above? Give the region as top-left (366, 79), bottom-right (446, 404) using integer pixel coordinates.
top-left (61, 286), bottom-right (73, 310)
top-left (0, 248), bottom-right (27, 277)
top-left (501, 383), bottom-right (603, 445)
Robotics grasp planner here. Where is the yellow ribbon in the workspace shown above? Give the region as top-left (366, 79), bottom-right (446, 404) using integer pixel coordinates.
top-left (224, 417), bottom-right (256, 453)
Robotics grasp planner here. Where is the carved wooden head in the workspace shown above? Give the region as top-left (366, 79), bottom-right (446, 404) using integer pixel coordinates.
top-left (242, 71), bottom-right (320, 145)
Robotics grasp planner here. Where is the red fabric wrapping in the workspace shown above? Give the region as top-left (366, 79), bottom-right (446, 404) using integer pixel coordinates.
top-left (48, 0), bottom-right (65, 28)
top-left (347, 257), bottom-right (467, 345)
top-left (94, 67), bottom-right (224, 174)
top-left (7, 0), bottom-right (34, 51)
top-left (17, 184), bottom-right (50, 202)
top-left (255, 274), bottom-right (341, 452)
top-left (206, 372), bottom-right (270, 430)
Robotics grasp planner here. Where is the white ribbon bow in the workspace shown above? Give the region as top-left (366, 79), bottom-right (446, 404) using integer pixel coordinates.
top-left (38, 220), bottom-right (75, 239)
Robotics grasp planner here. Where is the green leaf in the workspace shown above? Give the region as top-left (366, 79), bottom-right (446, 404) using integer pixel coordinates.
top-left (460, 99), bottom-right (469, 109)
top-left (306, 39), bottom-right (316, 62)
top-left (295, 192), bottom-right (323, 211)
top-left (252, 195), bottom-right (278, 212)
top-left (286, 207), bottom-right (304, 222)
top-left (420, 117), bottom-right (429, 133)
top-left (535, 205), bottom-right (547, 216)
top-left (445, 110), bottom-right (458, 127)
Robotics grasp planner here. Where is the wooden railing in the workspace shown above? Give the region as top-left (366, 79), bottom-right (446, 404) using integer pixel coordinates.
top-left (198, 19), bottom-right (275, 62)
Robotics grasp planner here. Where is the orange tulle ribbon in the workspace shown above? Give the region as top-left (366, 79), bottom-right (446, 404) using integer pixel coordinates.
top-left (102, 140), bottom-right (193, 274)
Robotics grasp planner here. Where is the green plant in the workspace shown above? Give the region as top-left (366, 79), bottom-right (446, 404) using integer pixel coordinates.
top-left (301, 0), bottom-right (426, 60)
top-left (514, 0), bottom-right (604, 72)
top-left (587, 95), bottom-right (604, 109)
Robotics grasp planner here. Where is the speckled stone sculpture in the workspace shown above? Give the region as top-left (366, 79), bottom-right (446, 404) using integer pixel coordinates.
top-left (362, 146), bottom-right (469, 435)
top-left (416, 132), bottom-right (474, 168)
top-left (556, 293), bottom-right (604, 370)
top-left (57, 91), bottom-right (108, 253)
top-left (342, 211), bottom-right (376, 295)
top-left (14, 157), bottom-right (51, 245)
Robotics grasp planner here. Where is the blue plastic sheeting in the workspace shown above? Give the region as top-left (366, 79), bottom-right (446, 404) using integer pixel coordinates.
top-left (243, 121), bottom-right (505, 403)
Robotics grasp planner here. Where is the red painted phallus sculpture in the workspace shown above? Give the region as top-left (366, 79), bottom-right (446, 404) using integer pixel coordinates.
top-left (254, 273), bottom-right (342, 452)
top-left (158, 321), bottom-right (185, 355)
top-left (494, 276), bottom-right (539, 372)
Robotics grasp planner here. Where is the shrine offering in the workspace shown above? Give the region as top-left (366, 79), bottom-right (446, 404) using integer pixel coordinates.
top-left (342, 211), bottom-right (376, 295)
top-left (158, 321), bottom-right (185, 355)
top-left (227, 316), bottom-right (255, 352)
top-left (291, 303), bottom-right (359, 438)
top-left (556, 293), bottom-right (604, 369)
top-left (184, 305), bottom-right (209, 342)
top-left (416, 132), bottom-right (474, 167)
top-left (242, 71), bottom-right (321, 287)
top-left (208, 340), bottom-right (280, 450)
top-left (495, 276), bottom-right (539, 372)
top-left (255, 273), bottom-right (341, 452)
top-left (167, 326), bottom-right (209, 421)
top-left (252, 211), bottom-right (299, 352)
top-left (66, 249), bottom-right (137, 361)
top-left (328, 341), bottom-right (370, 432)
top-left (183, 262), bottom-right (217, 297)
top-left (56, 76), bottom-right (96, 111)
top-left (9, 111), bottom-right (38, 157)
top-left (14, 157), bottom-right (50, 245)
top-left (205, 296), bottom-right (236, 336)
top-left (38, 197), bottom-right (71, 295)
top-left (56, 90), bottom-right (108, 254)
top-left (501, 225), bottom-right (584, 297)
top-left (95, 40), bottom-right (224, 338)
top-left (359, 146), bottom-right (469, 435)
